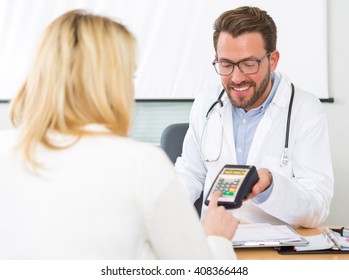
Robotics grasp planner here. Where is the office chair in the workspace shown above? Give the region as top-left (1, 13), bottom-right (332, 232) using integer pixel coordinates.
top-left (160, 123), bottom-right (189, 163)
top-left (160, 123), bottom-right (203, 217)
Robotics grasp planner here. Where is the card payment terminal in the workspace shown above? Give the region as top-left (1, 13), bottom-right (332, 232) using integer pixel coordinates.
top-left (204, 165), bottom-right (259, 209)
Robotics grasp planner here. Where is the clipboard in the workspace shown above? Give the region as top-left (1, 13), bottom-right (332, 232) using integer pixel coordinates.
top-left (277, 247), bottom-right (349, 254)
top-left (232, 223), bottom-right (309, 248)
top-left (277, 228), bottom-right (349, 254)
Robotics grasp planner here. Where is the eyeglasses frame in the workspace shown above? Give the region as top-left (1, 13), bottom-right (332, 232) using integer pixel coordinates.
top-left (212, 52), bottom-right (271, 76)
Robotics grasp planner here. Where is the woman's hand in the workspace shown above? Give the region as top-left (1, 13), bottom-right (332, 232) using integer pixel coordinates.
top-left (202, 191), bottom-right (239, 240)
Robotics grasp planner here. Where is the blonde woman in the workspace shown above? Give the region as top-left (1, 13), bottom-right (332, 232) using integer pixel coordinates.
top-left (0, 10), bottom-right (238, 259)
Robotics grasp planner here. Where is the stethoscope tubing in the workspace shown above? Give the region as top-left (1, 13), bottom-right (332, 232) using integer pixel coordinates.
top-left (285, 83), bottom-right (295, 150)
top-left (203, 83), bottom-right (295, 165)
top-left (205, 89), bottom-right (225, 119)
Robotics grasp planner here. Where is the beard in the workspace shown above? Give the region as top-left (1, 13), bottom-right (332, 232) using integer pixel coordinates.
top-left (225, 70), bottom-right (270, 110)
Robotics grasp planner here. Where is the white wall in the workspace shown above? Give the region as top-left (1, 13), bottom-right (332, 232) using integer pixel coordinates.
top-left (0, 103), bottom-right (11, 129)
top-left (322, 0), bottom-right (349, 226)
top-left (0, 0), bottom-right (328, 100)
top-left (0, 0), bottom-right (348, 226)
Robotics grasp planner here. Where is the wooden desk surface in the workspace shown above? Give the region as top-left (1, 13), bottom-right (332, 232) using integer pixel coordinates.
top-left (235, 227), bottom-right (349, 260)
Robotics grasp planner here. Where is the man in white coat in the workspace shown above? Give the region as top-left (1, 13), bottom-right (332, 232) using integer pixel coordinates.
top-left (175, 6), bottom-right (334, 228)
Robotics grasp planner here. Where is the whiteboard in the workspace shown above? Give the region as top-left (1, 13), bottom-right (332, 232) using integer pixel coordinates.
top-left (0, 0), bottom-right (328, 100)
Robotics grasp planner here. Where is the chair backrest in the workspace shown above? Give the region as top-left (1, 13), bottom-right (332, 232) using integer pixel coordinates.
top-left (160, 123), bottom-right (189, 164)
top-left (160, 122), bottom-right (203, 217)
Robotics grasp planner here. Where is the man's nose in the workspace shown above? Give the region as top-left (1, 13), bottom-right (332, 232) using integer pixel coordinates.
top-left (229, 65), bottom-right (245, 84)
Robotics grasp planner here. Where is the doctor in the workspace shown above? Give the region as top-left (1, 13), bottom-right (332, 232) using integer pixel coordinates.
top-left (175, 6), bottom-right (334, 228)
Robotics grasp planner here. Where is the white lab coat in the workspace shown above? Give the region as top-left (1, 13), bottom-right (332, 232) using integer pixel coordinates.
top-left (175, 72), bottom-right (334, 228)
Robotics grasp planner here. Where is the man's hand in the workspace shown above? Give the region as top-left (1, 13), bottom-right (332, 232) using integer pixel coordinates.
top-left (247, 168), bottom-right (273, 200)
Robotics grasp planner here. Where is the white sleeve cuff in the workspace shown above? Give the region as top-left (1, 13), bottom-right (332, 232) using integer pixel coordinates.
top-left (206, 236), bottom-right (237, 260)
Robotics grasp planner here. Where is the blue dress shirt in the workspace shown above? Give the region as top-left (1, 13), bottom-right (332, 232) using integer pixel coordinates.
top-left (232, 72), bottom-right (280, 203)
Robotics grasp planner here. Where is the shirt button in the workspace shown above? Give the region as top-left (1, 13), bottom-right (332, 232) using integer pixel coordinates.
top-left (237, 148), bottom-right (242, 153)
top-left (242, 118), bottom-right (247, 124)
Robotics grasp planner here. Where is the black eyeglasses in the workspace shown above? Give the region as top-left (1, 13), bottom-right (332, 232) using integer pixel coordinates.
top-left (212, 53), bottom-right (271, 76)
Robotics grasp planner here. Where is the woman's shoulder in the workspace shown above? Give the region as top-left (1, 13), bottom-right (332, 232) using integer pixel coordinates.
top-left (121, 137), bottom-right (171, 164)
top-left (88, 135), bottom-right (172, 166)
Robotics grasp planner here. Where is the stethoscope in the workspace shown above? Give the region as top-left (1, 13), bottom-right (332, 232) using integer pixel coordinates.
top-left (200, 83), bottom-right (295, 166)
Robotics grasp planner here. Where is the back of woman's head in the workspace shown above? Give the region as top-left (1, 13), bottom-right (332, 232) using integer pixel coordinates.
top-left (10, 10), bottom-right (136, 167)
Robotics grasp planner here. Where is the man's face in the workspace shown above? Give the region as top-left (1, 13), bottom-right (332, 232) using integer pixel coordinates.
top-left (215, 31), bottom-right (279, 111)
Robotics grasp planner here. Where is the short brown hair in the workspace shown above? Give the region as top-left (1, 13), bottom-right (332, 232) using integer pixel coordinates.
top-left (213, 6), bottom-right (277, 53)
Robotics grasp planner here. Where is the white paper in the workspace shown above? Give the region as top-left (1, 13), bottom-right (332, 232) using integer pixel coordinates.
top-left (232, 223), bottom-right (301, 243)
top-left (295, 234), bottom-right (334, 251)
top-left (295, 230), bottom-right (349, 251)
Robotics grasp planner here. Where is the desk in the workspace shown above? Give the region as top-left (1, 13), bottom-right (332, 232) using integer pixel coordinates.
top-left (235, 227), bottom-right (349, 260)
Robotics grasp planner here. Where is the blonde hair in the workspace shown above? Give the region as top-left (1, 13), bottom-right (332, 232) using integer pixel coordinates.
top-left (10, 10), bottom-right (136, 168)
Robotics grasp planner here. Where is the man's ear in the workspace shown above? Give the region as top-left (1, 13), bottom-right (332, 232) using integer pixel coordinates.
top-left (269, 50), bottom-right (280, 72)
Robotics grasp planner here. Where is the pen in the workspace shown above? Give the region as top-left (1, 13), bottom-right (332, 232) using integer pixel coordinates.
top-left (341, 227), bottom-right (349, 237)
top-left (331, 227), bottom-right (349, 238)
top-left (324, 228), bottom-right (341, 250)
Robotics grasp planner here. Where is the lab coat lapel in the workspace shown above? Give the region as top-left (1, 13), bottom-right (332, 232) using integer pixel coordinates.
top-left (220, 100), bottom-right (237, 163)
top-left (246, 75), bottom-right (291, 164)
